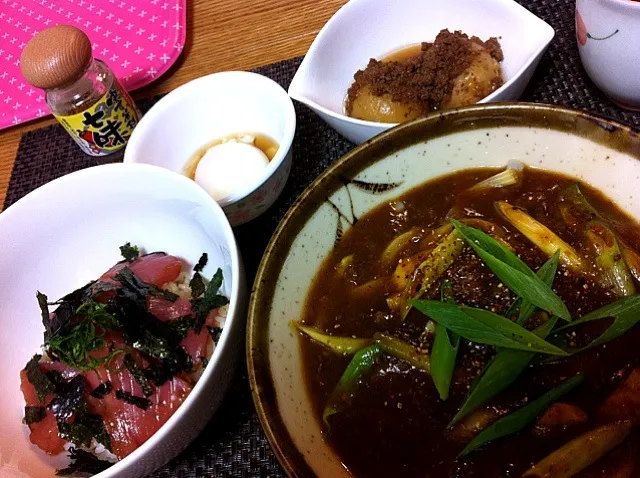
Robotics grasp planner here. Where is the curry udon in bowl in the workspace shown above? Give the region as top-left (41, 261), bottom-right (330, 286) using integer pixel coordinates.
top-left (248, 104), bottom-right (640, 478)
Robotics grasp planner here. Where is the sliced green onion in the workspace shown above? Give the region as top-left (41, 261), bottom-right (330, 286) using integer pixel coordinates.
top-left (410, 300), bottom-right (568, 356)
top-left (323, 344), bottom-right (381, 426)
top-left (430, 281), bottom-right (460, 400)
top-left (495, 201), bottom-right (584, 272)
top-left (459, 374), bottom-right (585, 456)
top-left (585, 220), bottom-right (635, 297)
top-left (450, 316), bottom-right (558, 426)
top-left (335, 254), bottom-right (354, 277)
top-left (517, 251), bottom-right (560, 326)
top-left (380, 227), bottom-right (423, 268)
top-left (458, 219), bottom-right (515, 251)
top-left (620, 241), bottom-right (640, 284)
top-left (399, 229), bottom-right (463, 318)
top-left (451, 219), bottom-right (571, 321)
top-left (468, 162), bottom-right (523, 192)
top-left (555, 294), bottom-right (640, 351)
top-left (374, 332), bottom-right (431, 373)
top-left (559, 183), bottom-right (640, 291)
top-left (291, 322), bottom-right (373, 355)
top-left (523, 421), bottom-right (632, 477)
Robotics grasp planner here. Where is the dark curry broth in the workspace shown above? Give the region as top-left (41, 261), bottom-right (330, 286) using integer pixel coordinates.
top-left (300, 168), bottom-right (640, 477)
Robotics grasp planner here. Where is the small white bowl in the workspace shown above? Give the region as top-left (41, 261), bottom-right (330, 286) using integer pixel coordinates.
top-left (0, 163), bottom-right (246, 478)
top-left (288, 0), bottom-right (555, 144)
top-left (576, 0), bottom-right (640, 110)
top-left (124, 71), bottom-right (297, 226)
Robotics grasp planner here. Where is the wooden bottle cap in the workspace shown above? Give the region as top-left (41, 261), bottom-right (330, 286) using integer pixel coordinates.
top-left (20, 25), bottom-right (93, 90)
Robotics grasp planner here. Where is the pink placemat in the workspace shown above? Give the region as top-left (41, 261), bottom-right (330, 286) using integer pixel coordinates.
top-left (0, 0), bottom-right (186, 130)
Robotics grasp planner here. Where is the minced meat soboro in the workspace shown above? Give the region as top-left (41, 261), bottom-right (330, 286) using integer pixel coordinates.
top-left (346, 30), bottom-right (504, 123)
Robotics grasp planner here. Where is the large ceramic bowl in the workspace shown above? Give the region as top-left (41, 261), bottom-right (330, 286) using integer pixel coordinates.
top-left (288, 0), bottom-right (554, 144)
top-left (247, 103), bottom-right (640, 477)
top-left (0, 164), bottom-right (246, 477)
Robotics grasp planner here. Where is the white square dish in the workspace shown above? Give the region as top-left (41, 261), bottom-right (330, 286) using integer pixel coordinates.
top-left (288, 0), bottom-right (555, 144)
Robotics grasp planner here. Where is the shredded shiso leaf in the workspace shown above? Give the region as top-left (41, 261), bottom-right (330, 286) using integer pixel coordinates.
top-left (119, 242), bottom-right (140, 262)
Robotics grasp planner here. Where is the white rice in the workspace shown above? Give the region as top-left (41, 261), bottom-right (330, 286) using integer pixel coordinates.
top-left (63, 439), bottom-right (118, 464)
top-left (163, 271), bottom-right (192, 298)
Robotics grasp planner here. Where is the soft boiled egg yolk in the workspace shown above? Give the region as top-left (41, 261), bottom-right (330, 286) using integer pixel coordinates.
top-left (194, 140), bottom-right (269, 201)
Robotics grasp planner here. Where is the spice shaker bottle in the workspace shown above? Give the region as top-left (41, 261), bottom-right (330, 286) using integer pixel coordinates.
top-left (20, 25), bottom-right (139, 156)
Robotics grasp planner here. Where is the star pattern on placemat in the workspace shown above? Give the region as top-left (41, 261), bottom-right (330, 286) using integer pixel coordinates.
top-left (0, 0), bottom-right (186, 130)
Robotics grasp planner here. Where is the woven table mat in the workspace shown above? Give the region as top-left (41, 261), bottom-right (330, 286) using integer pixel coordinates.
top-left (3, 0), bottom-right (640, 476)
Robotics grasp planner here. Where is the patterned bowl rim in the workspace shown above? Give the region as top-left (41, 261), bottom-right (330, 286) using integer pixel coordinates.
top-left (246, 102), bottom-right (640, 477)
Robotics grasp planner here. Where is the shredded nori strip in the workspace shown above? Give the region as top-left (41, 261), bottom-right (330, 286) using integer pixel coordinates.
top-left (167, 315), bottom-right (196, 341)
top-left (119, 242), bottom-right (140, 262)
top-left (49, 375), bottom-right (85, 421)
top-left (194, 253), bottom-right (208, 272)
top-left (124, 354), bottom-right (153, 397)
top-left (208, 326), bottom-right (223, 344)
top-left (57, 406), bottom-right (111, 450)
top-left (133, 330), bottom-right (193, 384)
top-left (76, 407), bottom-right (111, 451)
top-left (115, 267), bottom-right (179, 303)
top-left (201, 356), bottom-right (209, 368)
top-left (56, 447), bottom-right (112, 476)
top-left (44, 303), bottom-right (76, 343)
top-left (90, 381), bottom-right (113, 399)
top-left (88, 281), bottom-right (118, 296)
top-left (36, 291), bottom-right (50, 325)
top-left (45, 369), bottom-right (66, 389)
top-left (23, 406), bottom-right (46, 425)
top-left (189, 272), bottom-right (205, 298)
top-left (132, 329), bottom-right (175, 360)
top-left (115, 389), bottom-right (152, 410)
top-left (24, 355), bottom-right (56, 402)
top-left (188, 255), bottom-right (208, 306)
top-left (107, 284), bottom-right (193, 384)
top-left (192, 268), bottom-right (229, 330)
top-left (57, 421), bottom-right (92, 448)
top-left (42, 282), bottom-right (96, 341)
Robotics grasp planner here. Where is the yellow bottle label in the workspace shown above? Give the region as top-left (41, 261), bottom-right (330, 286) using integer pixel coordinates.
top-left (54, 81), bottom-right (139, 157)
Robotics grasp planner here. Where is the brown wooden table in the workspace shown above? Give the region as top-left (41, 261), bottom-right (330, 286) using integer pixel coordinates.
top-left (0, 0), bottom-right (347, 206)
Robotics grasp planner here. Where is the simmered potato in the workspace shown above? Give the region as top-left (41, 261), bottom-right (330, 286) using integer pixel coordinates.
top-left (348, 85), bottom-right (422, 123)
top-left (444, 43), bottom-right (502, 108)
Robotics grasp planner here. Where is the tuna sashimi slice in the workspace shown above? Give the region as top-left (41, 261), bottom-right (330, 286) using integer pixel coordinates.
top-left (148, 297), bottom-right (192, 322)
top-left (27, 411), bottom-right (66, 455)
top-left (87, 366), bottom-right (192, 458)
top-left (147, 297), bottom-right (220, 368)
top-left (101, 253), bottom-right (184, 287)
top-left (20, 368), bottom-right (66, 455)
